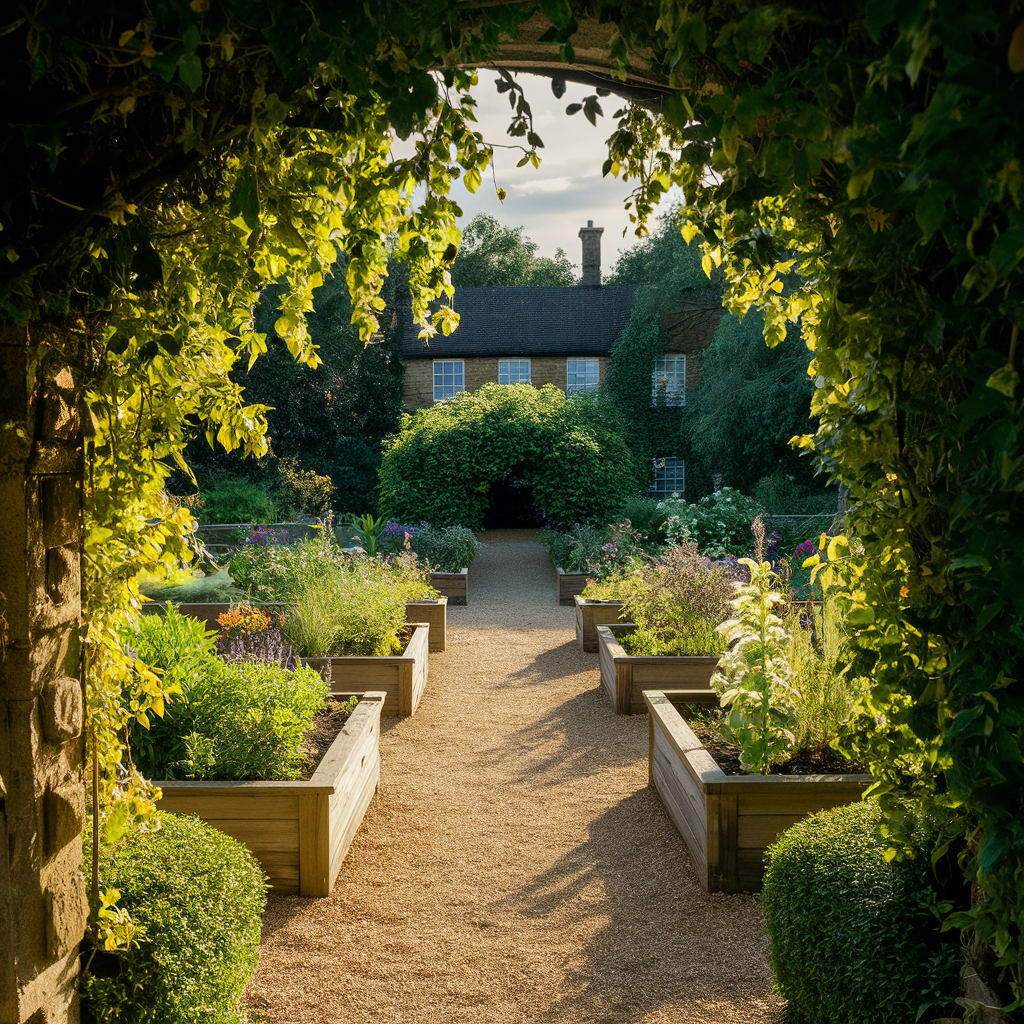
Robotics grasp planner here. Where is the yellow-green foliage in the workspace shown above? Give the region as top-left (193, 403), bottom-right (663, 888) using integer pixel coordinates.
top-left (283, 553), bottom-right (435, 658)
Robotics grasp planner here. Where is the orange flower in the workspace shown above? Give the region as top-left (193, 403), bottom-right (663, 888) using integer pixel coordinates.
top-left (899, 585), bottom-right (909, 599)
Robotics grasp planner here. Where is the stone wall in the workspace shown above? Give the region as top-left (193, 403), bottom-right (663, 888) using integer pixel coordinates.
top-left (403, 355), bottom-right (609, 411)
top-left (0, 326), bottom-right (87, 1024)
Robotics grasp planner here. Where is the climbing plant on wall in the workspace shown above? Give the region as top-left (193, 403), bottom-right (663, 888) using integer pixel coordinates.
top-left (379, 383), bottom-right (638, 529)
top-left (593, 1), bottom-right (1024, 1009)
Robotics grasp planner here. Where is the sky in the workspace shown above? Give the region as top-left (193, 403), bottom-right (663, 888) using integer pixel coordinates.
top-left (391, 72), bottom-right (683, 277)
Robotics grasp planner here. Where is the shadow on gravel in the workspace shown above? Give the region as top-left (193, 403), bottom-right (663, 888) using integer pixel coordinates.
top-left (499, 639), bottom-right (593, 689)
top-left (485, 789), bottom-right (779, 1024)
top-left (470, 688), bottom-right (646, 786)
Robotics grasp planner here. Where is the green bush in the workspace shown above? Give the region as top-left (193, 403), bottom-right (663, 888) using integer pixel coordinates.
top-left (199, 479), bottom-right (278, 524)
top-left (762, 801), bottom-right (962, 1024)
top-left (407, 524), bottom-right (481, 572)
top-left (82, 812), bottom-right (266, 1024)
top-left (657, 487), bottom-right (765, 557)
top-left (619, 542), bottom-right (733, 656)
top-left (122, 607), bottom-right (327, 780)
top-left (538, 522), bottom-right (606, 573)
top-left (228, 531), bottom-right (346, 602)
top-left (378, 383), bottom-right (638, 529)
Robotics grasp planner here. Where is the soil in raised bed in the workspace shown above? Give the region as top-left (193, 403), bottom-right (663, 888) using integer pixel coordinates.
top-left (687, 714), bottom-right (866, 776)
top-left (299, 697), bottom-right (357, 780)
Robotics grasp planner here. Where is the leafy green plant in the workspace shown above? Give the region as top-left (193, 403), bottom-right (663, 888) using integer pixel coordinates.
top-left (711, 558), bottom-right (798, 773)
top-left (350, 512), bottom-right (386, 556)
top-left (82, 812), bottom-right (266, 1024)
top-left (281, 553), bottom-right (434, 658)
top-left (122, 609), bottom-right (327, 780)
top-left (762, 801), bottom-right (962, 1024)
top-left (228, 530), bottom-right (347, 603)
top-left (538, 522), bottom-right (606, 574)
top-left (277, 457), bottom-right (336, 517)
top-left (407, 524), bottom-right (481, 573)
top-left (657, 488), bottom-right (765, 557)
top-left (379, 383), bottom-right (638, 529)
top-left (618, 542), bottom-right (733, 656)
top-left (198, 480), bottom-right (279, 525)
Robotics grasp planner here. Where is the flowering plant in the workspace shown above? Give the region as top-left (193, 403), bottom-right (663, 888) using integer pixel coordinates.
top-left (215, 604), bottom-right (274, 641)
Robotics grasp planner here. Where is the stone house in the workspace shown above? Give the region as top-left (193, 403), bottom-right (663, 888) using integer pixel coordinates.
top-left (400, 221), bottom-right (723, 497)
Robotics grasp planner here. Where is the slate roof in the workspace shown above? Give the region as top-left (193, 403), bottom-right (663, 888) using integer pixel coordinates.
top-left (400, 285), bottom-right (638, 359)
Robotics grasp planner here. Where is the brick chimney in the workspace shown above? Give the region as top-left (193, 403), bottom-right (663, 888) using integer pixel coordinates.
top-left (579, 220), bottom-right (603, 287)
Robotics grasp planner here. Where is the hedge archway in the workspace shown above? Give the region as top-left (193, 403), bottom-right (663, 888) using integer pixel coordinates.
top-left (379, 383), bottom-right (639, 529)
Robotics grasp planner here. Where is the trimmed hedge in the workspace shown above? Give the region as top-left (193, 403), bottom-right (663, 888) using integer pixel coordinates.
top-left (762, 801), bottom-right (961, 1024)
top-left (378, 383), bottom-right (638, 529)
top-left (82, 812), bottom-right (267, 1024)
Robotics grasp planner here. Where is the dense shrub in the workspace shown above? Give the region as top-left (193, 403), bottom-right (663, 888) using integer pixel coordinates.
top-left (378, 383), bottom-right (638, 529)
top-left (657, 488), bottom-right (765, 557)
top-left (762, 801), bottom-right (962, 1024)
top-left (82, 813), bottom-right (266, 1024)
top-left (199, 479), bottom-right (278, 524)
top-left (407, 524), bottom-right (481, 572)
top-left (122, 607), bottom-right (327, 780)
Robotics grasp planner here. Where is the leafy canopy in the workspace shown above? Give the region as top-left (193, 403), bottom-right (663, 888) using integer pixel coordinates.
top-left (379, 382), bottom-right (639, 529)
top-left (450, 213), bottom-right (577, 287)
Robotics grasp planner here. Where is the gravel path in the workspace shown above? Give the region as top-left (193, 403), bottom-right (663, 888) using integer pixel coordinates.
top-left (248, 530), bottom-right (783, 1024)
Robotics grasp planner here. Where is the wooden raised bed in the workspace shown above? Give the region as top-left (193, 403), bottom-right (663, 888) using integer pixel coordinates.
top-left (556, 567), bottom-right (589, 605)
top-left (645, 690), bottom-right (871, 893)
top-left (301, 623), bottom-right (430, 717)
top-left (597, 624), bottom-right (719, 715)
top-left (156, 691), bottom-right (385, 897)
top-left (142, 598), bottom-right (446, 652)
top-left (405, 597), bottom-right (447, 652)
top-left (574, 595), bottom-right (625, 652)
top-left (429, 568), bottom-right (468, 606)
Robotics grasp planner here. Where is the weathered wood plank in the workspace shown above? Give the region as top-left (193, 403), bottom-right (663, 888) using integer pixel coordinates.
top-left (298, 793), bottom-right (331, 897)
top-left (154, 793), bottom-right (299, 819)
top-left (574, 597), bottom-right (626, 652)
top-left (556, 568), bottom-right (589, 604)
top-left (405, 597), bottom-right (447, 652)
top-left (430, 569), bottom-right (468, 605)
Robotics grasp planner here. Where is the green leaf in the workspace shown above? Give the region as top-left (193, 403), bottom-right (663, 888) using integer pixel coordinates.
top-left (178, 54), bottom-right (203, 92)
top-left (990, 223), bottom-right (1024, 275)
top-left (464, 166), bottom-right (482, 194)
top-left (539, 0), bottom-right (573, 30)
top-left (229, 170), bottom-right (260, 230)
top-left (865, 0), bottom-right (898, 40)
top-left (986, 363), bottom-right (1020, 398)
top-left (949, 554), bottom-right (992, 571)
top-left (915, 181), bottom-right (950, 240)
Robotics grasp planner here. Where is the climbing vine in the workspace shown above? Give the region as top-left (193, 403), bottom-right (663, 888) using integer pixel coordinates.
top-left (600, 1), bottom-right (1024, 1010)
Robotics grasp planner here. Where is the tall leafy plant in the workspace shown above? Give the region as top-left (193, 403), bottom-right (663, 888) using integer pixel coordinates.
top-left (712, 558), bottom-right (798, 774)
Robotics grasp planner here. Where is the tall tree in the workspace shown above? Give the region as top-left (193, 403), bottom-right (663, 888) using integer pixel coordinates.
top-left (450, 213), bottom-right (577, 286)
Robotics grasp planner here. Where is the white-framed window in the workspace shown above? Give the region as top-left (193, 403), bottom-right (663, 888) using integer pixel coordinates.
top-left (650, 457), bottom-right (685, 497)
top-left (652, 354), bottom-right (687, 406)
top-left (499, 359), bottom-right (531, 385)
top-left (433, 359), bottom-right (465, 402)
top-left (566, 358), bottom-right (600, 393)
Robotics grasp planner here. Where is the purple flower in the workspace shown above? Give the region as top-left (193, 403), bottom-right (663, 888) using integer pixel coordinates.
top-left (794, 540), bottom-right (816, 561)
